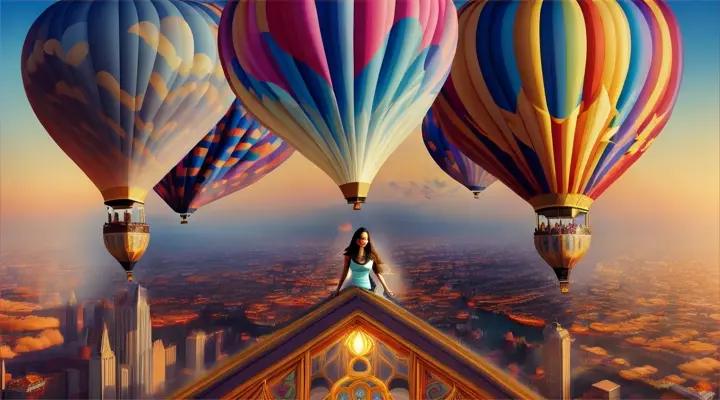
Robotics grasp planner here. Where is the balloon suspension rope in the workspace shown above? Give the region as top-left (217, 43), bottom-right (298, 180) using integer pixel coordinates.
top-left (353, 202), bottom-right (362, 211)
top-left (126, 271), bottom-right (133, 282)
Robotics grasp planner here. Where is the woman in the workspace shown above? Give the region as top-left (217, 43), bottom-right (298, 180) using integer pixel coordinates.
top-left (334, 227), bottom-right (394, 298)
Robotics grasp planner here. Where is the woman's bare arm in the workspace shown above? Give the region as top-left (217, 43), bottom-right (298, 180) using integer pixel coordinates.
top-left (375, 271), bottom-right (393, 296)
top-left (335, 256), bottom-right (350, 294)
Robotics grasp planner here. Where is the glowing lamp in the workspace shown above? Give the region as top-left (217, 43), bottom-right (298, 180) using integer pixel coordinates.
top-left (345, 329), bottom-right (373, 357)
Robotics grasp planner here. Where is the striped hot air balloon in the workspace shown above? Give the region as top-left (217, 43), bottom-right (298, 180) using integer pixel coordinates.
top-left (433, 0), bottom-right (683, 292)
top-left (422, 110), bottom-right (497, 199)
top-left (154, 99), bottom-right (295, 224)
top-left (21, 0), bottom-right (235, 281)
top-left (218, 0), bottom-right (458, 210)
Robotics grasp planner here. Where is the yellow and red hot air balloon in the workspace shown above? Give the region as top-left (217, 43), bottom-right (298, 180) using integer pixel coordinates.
top-left (433, 0), bottom-right (683, 292)
top-left (21, 0), bottom-right (235, 281)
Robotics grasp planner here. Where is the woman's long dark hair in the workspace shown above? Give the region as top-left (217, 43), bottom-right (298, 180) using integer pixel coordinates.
top-left (344, 227), bottom-right (384, 274)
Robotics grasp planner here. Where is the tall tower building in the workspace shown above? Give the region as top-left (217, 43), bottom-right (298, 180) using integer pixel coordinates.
top-left (89, 324), bottom-right (116, 399)
top-left (151, 340), bottom-right (166, 395)
top-left (185, 331), bottom-right (207, 373)
top-left (90, 300), bottom-right (115, 350)
top-left (542, 323), bottom-right (572, 400)
top-left (164, 345), bottom-right (177, 380)
top-left (65, 291), bottom-right (79, 344)
top-left (114, 284), bottom-right (152, 398)
top-left (205, 330), bottom-right (224, 365)
top-left (1, 358), bottom-right (6, 394)
top-left (117, 365), bottom-right (130, 400)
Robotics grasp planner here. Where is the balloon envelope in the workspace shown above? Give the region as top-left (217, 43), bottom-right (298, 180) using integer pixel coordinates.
top-left (422, 109), bottom-right (497, 197)
top-left (21, 0), bottom-right (235, 207)
top-left (154, 99), bottom-right (295, 222)
top-left (218, 0), bottom-right (458, 208)
top-left (435, 0), bottom-right (683, 212)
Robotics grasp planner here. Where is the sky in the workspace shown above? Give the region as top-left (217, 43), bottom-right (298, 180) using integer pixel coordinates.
top-left (1, 1), bottom-right (718, 268)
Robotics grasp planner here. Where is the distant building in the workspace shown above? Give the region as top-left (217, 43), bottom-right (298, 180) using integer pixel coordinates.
top-left (65, 291), bottom-right (80, 344)
top-left (117, 365), bottom-right (130, 400)
top-left (88, 324), bottom-right (116, 399)
top-left (671, 385), bottom-right (716, 400)
top-left (186, 331), bottom-right (207, 373)
top-left (205, 331), bottom-right (223, 365)
top-left (152, 340), bottom-right (166, 394)
top-left (1, 358), bottom-right (6, 393)
top-left (3, 374), bottom-right (46, 400)
top-left (586, 380), bottom-right (620, 400)
top-left (114, 284), bottom-right (152, 398)
top-left (542, 323), bottom-right (572, 400)
top-left (90, 300), bottom-right (115, 350)
top-left (64, 369), bottom-right (80, 398)
top-left (164, 345), bottom-right (177, 379)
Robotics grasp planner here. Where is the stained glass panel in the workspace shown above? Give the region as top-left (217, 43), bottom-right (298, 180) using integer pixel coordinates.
top-left (270, 370), bottom-right (296, 400)
top-left (327, 341), bottom-right (340, 360)
top-left (397, 360), bottom-right (408, 376)
top-left (326, 357), bottom-right (341, 383)
top-left (312, 356), bottom-right (320, 374)
top-left (372, 392), bottom-right (384, 400)
top-left (354, 387), bottom-right (367, 400)
top-left (424, 370), bottom-right (451, 400)
top-left (337, 392), bottom-right (350, 400)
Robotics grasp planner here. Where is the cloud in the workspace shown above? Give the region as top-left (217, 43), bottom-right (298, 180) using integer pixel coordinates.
top-left (676, 357), bottom-right (720, 376)
top-left (13, 329), bottom-right (64, 353)
top-left (580, 345), bottom-right (608, 357)
top-left (0, 345), bottom-right (17, 359)
top-left (337, 223), bottom-right (352, 232)
top-left (625, 335), bottom-right (717, 354)
top-left (386, 179), bottom-right (461, 200)
top-left (0, 299), bottom-right (41, 313)
top-left (0, 314), bottom-right (60, 332)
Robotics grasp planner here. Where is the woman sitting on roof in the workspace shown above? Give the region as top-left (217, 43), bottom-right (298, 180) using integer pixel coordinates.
top-left (333, 227), bottom-right (395, 300)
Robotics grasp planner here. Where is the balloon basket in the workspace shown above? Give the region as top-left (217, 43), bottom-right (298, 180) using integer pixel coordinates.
top-left (125, 271), bottom-right (133, 282)
top-left (559, 281), bottom-right (569, 294)
top-left (180, 220), bottom-right (188, 225)
top-left (353, 202), bottom-right (362, 211)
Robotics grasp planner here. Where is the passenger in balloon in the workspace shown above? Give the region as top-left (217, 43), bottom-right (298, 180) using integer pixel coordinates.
top-left (103, 203), bottom-right (150, 282)
top-left (533, 208), bottom-right (592, 293)
top-left (334, 228), bottom-right (394, 299)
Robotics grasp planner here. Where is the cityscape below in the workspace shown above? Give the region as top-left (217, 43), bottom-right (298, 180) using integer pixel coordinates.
top-left (0, 235), bottom-right (718, 399)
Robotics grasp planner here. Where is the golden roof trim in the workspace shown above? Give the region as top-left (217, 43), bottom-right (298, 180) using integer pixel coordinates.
top-left (169, 287), bottom-right (540, 400)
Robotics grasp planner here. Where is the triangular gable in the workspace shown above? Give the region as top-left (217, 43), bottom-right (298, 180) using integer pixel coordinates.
top-left (170, 287), bottom-right (540, 399)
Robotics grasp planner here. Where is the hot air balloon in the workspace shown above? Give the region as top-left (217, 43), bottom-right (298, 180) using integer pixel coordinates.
top-left (422, 110), bottom-right (497, 199)
top-left (218, 0), bottom-right (458, 210)
top-left (433, 0), bottom-right (683, 292)
top-left (154, 99), bottom-right (295, 224)
top-left (21, 0), bottom-right (235, 281)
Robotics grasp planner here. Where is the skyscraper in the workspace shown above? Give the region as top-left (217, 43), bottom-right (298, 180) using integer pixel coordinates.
top-left (164, 345), bottom-right (177, 380)
top-left (117, 366), bottom-right (130, 400)
top-left (64, 291), bottom-right (79, 344)
top-left (205, 330), bottom-right (224, 365)
top-left (151, 340), bottom-right (166, 395)
top-left (114, 284), bottom-right (152, 398)
top-left (90, 300), bottom-right (115, 350)
top-left (185, 331), bottom-right (207, 373)
top-left (1, 358), bottom-right (6, 395)
top-left (542, 323), bottom-right (572, 400)
top-left (89, 324), bottom-right (116, 399)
